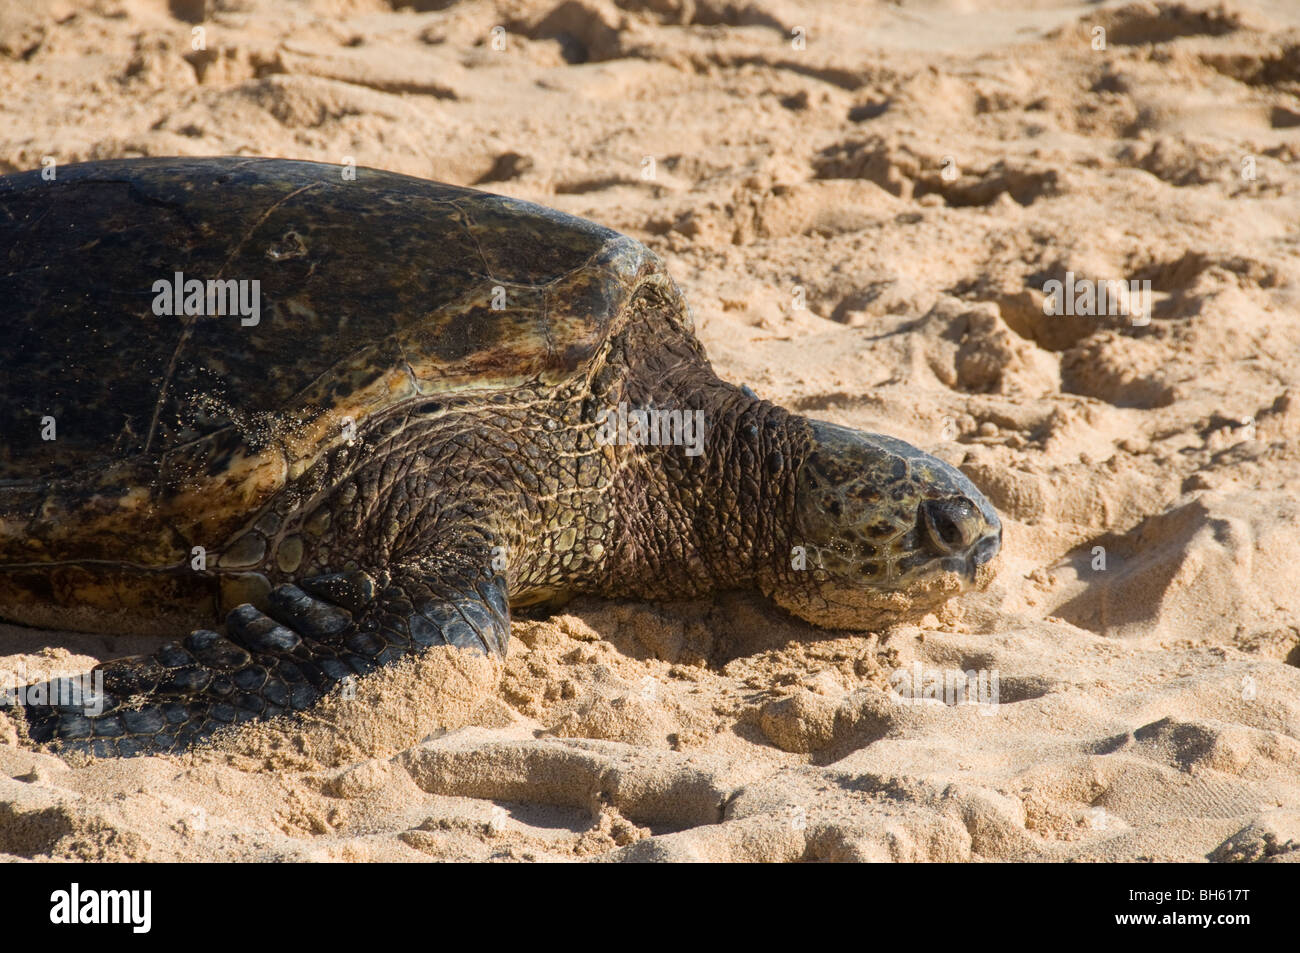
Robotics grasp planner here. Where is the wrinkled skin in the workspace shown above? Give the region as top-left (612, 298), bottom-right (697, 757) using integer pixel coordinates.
top-left (0, 158), bottom-right (1000, 756)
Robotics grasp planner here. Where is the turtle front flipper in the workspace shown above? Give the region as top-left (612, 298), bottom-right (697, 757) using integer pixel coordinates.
top-left (10, 556), bottom-right (510, 758)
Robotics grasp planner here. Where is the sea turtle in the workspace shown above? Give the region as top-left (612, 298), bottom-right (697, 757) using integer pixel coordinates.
top-left (0, 157), bottom-right (1001, 757)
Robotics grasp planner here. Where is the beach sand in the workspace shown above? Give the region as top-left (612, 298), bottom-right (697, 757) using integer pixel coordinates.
top-left (2, 0), bottom-right (1300, 861)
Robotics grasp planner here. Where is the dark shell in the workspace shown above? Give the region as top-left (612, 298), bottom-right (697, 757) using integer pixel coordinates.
top-left (0, 157), bottom-right (686, 600)
top-left (0, 157), bottom-right (673, 480)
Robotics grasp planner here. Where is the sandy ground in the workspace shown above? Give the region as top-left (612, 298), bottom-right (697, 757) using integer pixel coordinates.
top-left (3, 0), bottom-right (1300, 862)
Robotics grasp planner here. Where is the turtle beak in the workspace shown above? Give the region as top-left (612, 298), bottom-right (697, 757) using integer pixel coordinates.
top-left (972, 524), bottom-right (1002, 567)
top-left (919, 495), bottom-right (1001, 581)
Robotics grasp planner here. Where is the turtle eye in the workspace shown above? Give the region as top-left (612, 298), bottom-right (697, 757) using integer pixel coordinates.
top-left (918, 497), bottom-right (979, 555)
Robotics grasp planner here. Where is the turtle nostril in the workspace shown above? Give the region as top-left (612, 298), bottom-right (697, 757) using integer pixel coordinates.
top-left (919, 497), bottom-right (978, 555)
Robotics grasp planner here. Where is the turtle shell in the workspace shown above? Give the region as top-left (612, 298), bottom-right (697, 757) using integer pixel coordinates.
top-left (0, 157), bottom-right (684, 624)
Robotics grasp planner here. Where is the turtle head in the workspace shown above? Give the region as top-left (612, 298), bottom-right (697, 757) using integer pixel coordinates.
top-left (763, 419), bottom-right (1001, 630)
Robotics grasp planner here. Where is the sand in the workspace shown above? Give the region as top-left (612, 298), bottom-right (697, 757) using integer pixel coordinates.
top-left (3, 0), bottom-right (1300, 862)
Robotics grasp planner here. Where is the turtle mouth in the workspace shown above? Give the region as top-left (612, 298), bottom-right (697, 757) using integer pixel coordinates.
top-left (890, 514), bottom-right (1002, 588)
top-left (764, 533), bottom-right (1001, 630)
top-left (971, 525), bottom-right (1002, 568)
